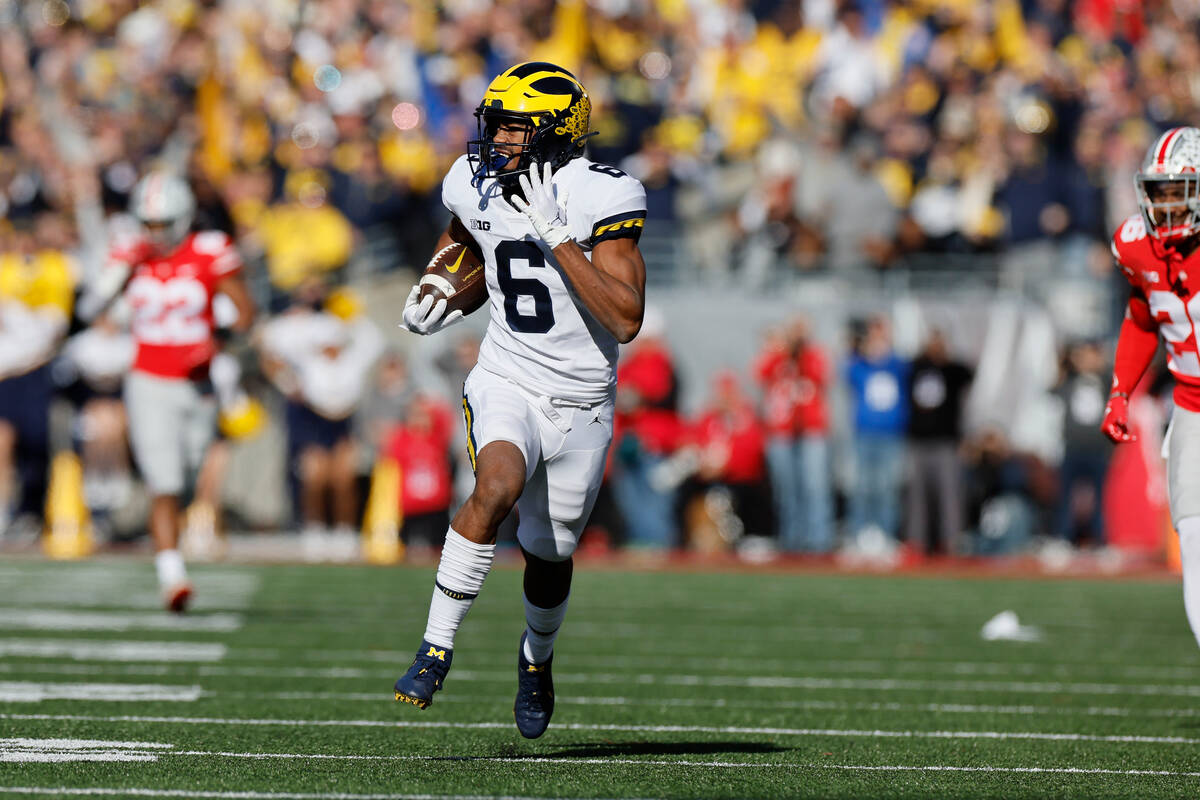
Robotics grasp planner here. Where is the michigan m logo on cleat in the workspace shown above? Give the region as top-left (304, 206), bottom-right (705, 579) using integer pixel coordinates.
top-left (394, 639), bottom-right (454, 710)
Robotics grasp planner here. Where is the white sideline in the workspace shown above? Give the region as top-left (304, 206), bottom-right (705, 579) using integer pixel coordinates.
top-left (4, 713), bottom-right (1200, 745)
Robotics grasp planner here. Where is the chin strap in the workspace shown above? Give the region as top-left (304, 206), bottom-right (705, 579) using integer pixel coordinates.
top-left (487, 149), bottom-right (509, 171)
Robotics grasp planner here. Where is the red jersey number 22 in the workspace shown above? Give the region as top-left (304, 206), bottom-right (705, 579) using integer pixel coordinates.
top-left (128, 275), bottom-right (209, 346)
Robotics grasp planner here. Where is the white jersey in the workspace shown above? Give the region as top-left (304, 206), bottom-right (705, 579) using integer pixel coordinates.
top-left (441, 155), bottom-right (647, 404)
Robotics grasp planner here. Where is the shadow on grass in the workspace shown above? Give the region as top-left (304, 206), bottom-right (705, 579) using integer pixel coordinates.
top-left (417, 742), bottom-right (792, 762)
top-left (544, 741), bottom-right (792, 758)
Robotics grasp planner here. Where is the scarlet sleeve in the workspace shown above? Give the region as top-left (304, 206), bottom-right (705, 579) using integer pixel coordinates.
top-left (754, 347), bottom-right (783, 385)
top-left (1111, 292), bottom-right (1159, 396)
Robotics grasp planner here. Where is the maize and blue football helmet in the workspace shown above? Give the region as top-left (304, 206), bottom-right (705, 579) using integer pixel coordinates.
top-left (469, 62), bottom-right (594, 191)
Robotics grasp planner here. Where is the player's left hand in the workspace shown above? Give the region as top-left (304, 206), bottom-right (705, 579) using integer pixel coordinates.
top-left (1101, 393), bottom-right (1136, 443)
top-left (511, 162), bottom-right (572, 249)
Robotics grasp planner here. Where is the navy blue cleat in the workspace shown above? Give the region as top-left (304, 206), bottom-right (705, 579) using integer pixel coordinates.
top-left (514, 631), bottom-right (554, 739)
top-left (394, 640), bottom-right (453, 709)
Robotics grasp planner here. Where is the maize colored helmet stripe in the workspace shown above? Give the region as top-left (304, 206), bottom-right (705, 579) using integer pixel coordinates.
top-left (481, 62), bottom-right (587, 125)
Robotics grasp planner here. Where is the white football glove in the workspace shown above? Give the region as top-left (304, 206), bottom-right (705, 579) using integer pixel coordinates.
top-left (400, 284), bottom-right (464, 335)
top-left (510, 161), bottom-right (573, 249)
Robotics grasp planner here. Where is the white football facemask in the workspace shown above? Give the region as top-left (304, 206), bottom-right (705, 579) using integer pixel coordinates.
top-left (1136, 127), bottom-right (1200, 242)
top-left (130, 171), bottom-right (196, 255)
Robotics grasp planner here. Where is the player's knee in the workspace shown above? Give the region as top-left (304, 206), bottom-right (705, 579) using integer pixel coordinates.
top-left (518, 518), bottom-right (577, 562)
top-left (522, 546), bottom-right (573, 606)
top-left (519, 534), bottom-right (574, 562)
top-left (470, 468), bottom-right (523, 518)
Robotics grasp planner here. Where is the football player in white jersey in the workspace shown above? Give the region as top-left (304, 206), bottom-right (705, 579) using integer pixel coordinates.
top-left (395, 62), bottom-right (647, 738)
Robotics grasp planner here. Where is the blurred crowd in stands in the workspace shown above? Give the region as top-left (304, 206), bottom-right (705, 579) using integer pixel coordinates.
top-left (0, 0), bottom-right (1192, 560)
top-left (605, 307), bottom-right (1135, 561)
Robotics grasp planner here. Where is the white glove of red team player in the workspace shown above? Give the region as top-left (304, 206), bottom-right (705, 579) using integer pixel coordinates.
top-left (510, 162), bottom-right (572, 249)
top-left (401, 284), bottom-right (464, 335)
top-left (1100, 393), bottom-right (1136, 443)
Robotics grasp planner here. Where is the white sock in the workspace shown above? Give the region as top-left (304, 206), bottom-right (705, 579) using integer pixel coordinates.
top-left (1177, 517), bottom-right (1200, 649)
top-left (523, 594), bottom-right (569, 664)
top-left (422, 528), bottom-right (495, 650)
top-left (155, 549), bottom-right (187, 589)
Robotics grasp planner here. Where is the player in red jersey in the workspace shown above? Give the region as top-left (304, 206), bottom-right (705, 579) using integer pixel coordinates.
top-left (1104, 126), bottom-right (1200, 646)
top-left (81, 171), bottom-right (254, 611)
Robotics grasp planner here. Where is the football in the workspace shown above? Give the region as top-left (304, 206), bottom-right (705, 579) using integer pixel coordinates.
top-left (418, 241), bottom-right (488, 317)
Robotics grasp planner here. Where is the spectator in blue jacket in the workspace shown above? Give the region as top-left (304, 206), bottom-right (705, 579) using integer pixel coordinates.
top-left (845, 315), bottom-right (910, 542)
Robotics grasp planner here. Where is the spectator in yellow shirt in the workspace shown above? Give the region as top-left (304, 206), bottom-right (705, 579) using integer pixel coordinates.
top-left (0, 216), bottom-right (76, 533)
top-left (256, 170), bottom-right (355, 301)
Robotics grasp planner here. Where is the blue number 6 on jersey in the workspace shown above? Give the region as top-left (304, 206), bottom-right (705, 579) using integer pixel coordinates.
top-left (496, 241), bottom-right (555, 334)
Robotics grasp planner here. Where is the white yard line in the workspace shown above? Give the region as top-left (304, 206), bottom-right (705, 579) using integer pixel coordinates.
top-left (5, 755), bottom-right (1200, 780)
top-left (0, 790), bottom-right (647, 800)
top-left (0, 567), bottom-right (260, 610)
top-left (456, 612), bottom-right (1192, 644)
top-left (4, 661), bottom-right (1197, 698)
top-left (808, 764), bottom-right (1200, 776)
top-left (176, 755), bottom-right (1200, 776)
top-left (0, 609), bottom-right (242, 632)
top-left (0, 739), bottom-right (174, 750)
top-left (0, 682), bottom-right (202, 703)
top-left (0, 739), bottom-right (174, 763)
top-left (4, 713), bottom-right (1200, 745)
top-left (4, 638), bottom-right (1174, 684)
top-left (0, 639), bottom-right (226, 662)
top-left (0, 753), bottom-right (162, 763)
top-left (228, 691), bottom-right (1200, 718)
top-left (225, 648), bottom-right (1200, 682)
top-left (0, 664), bottom-right (172, 677)
top-left (559, 621), bottom-right (867, 642)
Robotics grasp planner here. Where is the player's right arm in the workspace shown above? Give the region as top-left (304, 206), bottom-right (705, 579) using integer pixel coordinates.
top-left (1102, 289), bottom-right (1159, 443)
top-left (402, 216), bottom-right (477, 336)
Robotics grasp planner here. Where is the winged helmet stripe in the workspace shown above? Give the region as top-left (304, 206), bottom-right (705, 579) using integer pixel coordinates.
top-left (1157, 128), bottom-right (1183, 169)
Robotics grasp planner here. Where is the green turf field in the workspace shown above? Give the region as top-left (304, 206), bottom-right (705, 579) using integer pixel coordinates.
top-left (1, 557), bottom-right (1199, 799)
